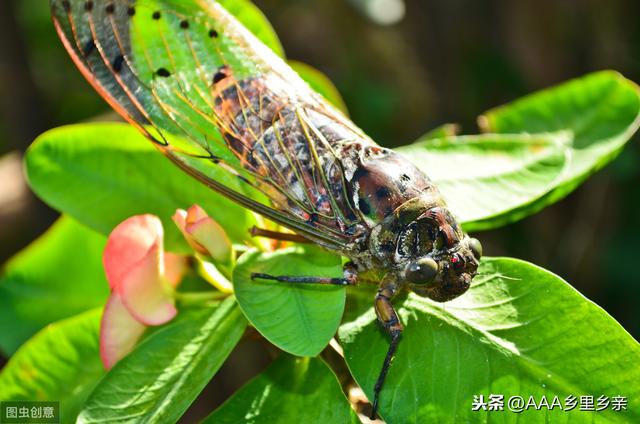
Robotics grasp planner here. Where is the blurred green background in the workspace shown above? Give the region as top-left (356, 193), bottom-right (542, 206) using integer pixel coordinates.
top-left (0, 0), bottom-right (638, 394)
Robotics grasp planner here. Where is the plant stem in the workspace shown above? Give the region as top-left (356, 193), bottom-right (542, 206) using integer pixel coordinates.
top-left (175, 291), bottom-right (229, 303)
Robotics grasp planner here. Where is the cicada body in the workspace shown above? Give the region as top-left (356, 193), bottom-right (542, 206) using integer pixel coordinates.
top-left (51, 0), bottom-right (481, 418)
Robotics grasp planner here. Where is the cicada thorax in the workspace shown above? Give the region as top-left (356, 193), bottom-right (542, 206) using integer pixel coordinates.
top-left (340, 145), bottom-right (436, 223)
top-left (370, 198), bottom-right (465, 261)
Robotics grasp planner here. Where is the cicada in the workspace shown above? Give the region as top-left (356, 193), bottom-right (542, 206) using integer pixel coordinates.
top-left (51, 0), bottom-right (482, 418)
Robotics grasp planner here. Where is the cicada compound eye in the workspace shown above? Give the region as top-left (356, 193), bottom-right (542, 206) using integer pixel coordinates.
top-left (469, 238), bottom-right (482, 260)
top-left (405, 257), bottom-right (439, 285)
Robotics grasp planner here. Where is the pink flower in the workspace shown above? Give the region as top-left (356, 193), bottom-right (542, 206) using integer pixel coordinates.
top-left (172, 205), bottom-right (232, 263)
top-left (100, 214), bottom-right (187, 369)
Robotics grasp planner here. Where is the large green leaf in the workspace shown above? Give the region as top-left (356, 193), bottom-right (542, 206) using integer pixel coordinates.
top-left (0, 216), bottom-right (108, 355)
top-left (397, 133), bottom-right (567, 230)
top-left (339, 258), bottom-right (640, 423)
top-left (399, 71), bottom-right (640, 231)
top-left (204, 355), bottom-right (355, 423)
top-left (25, 123), bottom-right (258, 251)
top-left (233, 246), bottom-right (345, 357)
top-left (0, 310), bottom-right (105, 424)
top-left (478, 71), bottom-right (640, 220)
top-left (77, 298), bottom-right (246, 424)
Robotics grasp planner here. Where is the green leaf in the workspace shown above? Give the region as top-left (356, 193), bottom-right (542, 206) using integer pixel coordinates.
top-left (420, 123), bottom-right (460, 140)
top-left (289, 60), bottom-right (349, 115)
top-left (339, 258), bottom-right (640, 423)
top-left (0, 216), bottom-right (108, 355)
top-left (25, 123), bottom-right (258, 251)
top-left (233, 246), bottom-right (345, 357)
top-left (204, 355), bottom-right (354, 423)
top-left (0, 310), bottom-right (105, 424)
top-left (478, 71), bottom-right (640, 218)
top-left (78, 298), bottom-right (246, 424)
top-left (397, 133), bottom-right (568, 231)
top-left (219, 0), bottom-right (285, 58)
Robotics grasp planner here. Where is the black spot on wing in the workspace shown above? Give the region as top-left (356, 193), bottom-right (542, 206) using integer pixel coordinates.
top-left (209, 29), bottom-right (219, 38)
top-left (61, 0), bottom-right (71, 12)
top-left (180, 20), bottom-right (190, 29)
top-left (155, 68), bottom-right (172, 78)
top-left (213, 70), bottom-right (228, 84)
top-left (84, 1), bottom-right (94, 12)
top-left (127, 6), bottom-right (136, 16)
top-left (105, 3), bottom-right (115, 14)
top-left (152, 11), bottom-right (161, 20)
top-left (112, 54), bottom-right (125, 73)
top-left (83, 39), bottom-right (96, 57)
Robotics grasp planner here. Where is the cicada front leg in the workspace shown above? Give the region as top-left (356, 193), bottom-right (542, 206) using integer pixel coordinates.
top-left (371, 275), bottom-right (404, 420)
top-left (250, 262), bottom-right (358, 287)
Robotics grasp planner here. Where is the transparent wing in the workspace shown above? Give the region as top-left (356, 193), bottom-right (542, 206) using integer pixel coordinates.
top-left (51, 0), bottom-right (373, 250)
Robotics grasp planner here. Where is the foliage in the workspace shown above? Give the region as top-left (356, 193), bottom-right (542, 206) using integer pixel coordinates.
top-left (203, 355), bottom-right (356, 423)
top-left (0, 218), bottom-right (108, 354)
top-left (234, 245), bottom-right (345, 357)
top-left (0, 310), bottom-right (104, 423)
top-left (78, 299), bottom-right (246, 423)
top-left (1, 1), bottom-right (639, 423)
top-left (340, 258), bottom-right (640, 423)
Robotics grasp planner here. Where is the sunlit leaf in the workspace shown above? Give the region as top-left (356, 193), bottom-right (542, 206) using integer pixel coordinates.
top-left (339, 258), bottom-right (640, 423)
top-left (78, 298), bottom-right (246, 423)
top-left (397, 133), bottom-right (568, 231)
top-left (0, 217), bottom-right (108, 355)
top-left (25, 123), bottom-right (258, 251)
top-left (399, 71), bottom-right (640, 231)
top-left (0, 310), bottom-right (104, 423)
top-left (234, 246), bottom-right (345, 357)
top-left (204, 355), bottom-right (355, 423)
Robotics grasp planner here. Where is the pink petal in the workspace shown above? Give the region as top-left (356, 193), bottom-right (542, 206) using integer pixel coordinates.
top-left (173, 209), bottom-right (209, 255)
top-left (186, 217), bottom-right (232, 263)
top-left (163, 253), bottom-right (188, 288)
top-left (172, 209), bottom-right (188, 231)
top-left (173, 206), bottom-right (232, 262)
top-left (117, 240), bottom-right (177, 326)
top-left (100, 293), bottom-right (147, 370)
top-left (185, 204), bottom-right (208, 222)
top-left (104, 215), bottom-right (164, 290)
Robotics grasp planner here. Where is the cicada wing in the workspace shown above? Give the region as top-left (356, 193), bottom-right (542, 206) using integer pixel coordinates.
top-left (51, 0), bottom-right (370, 250)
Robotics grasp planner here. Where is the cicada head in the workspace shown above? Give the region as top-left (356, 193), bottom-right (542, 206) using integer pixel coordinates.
top-left (372, 195), bottom-right (482, 302)
top-left (404, 235), bottom-right (481, 302)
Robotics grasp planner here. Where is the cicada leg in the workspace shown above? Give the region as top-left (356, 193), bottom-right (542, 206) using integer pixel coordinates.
top-left (249, 226), bottom-right (311, 243)
top-left (371, 276), bottom-right (403, 420)
top-left (250, 262), bottom-right (358, 286)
